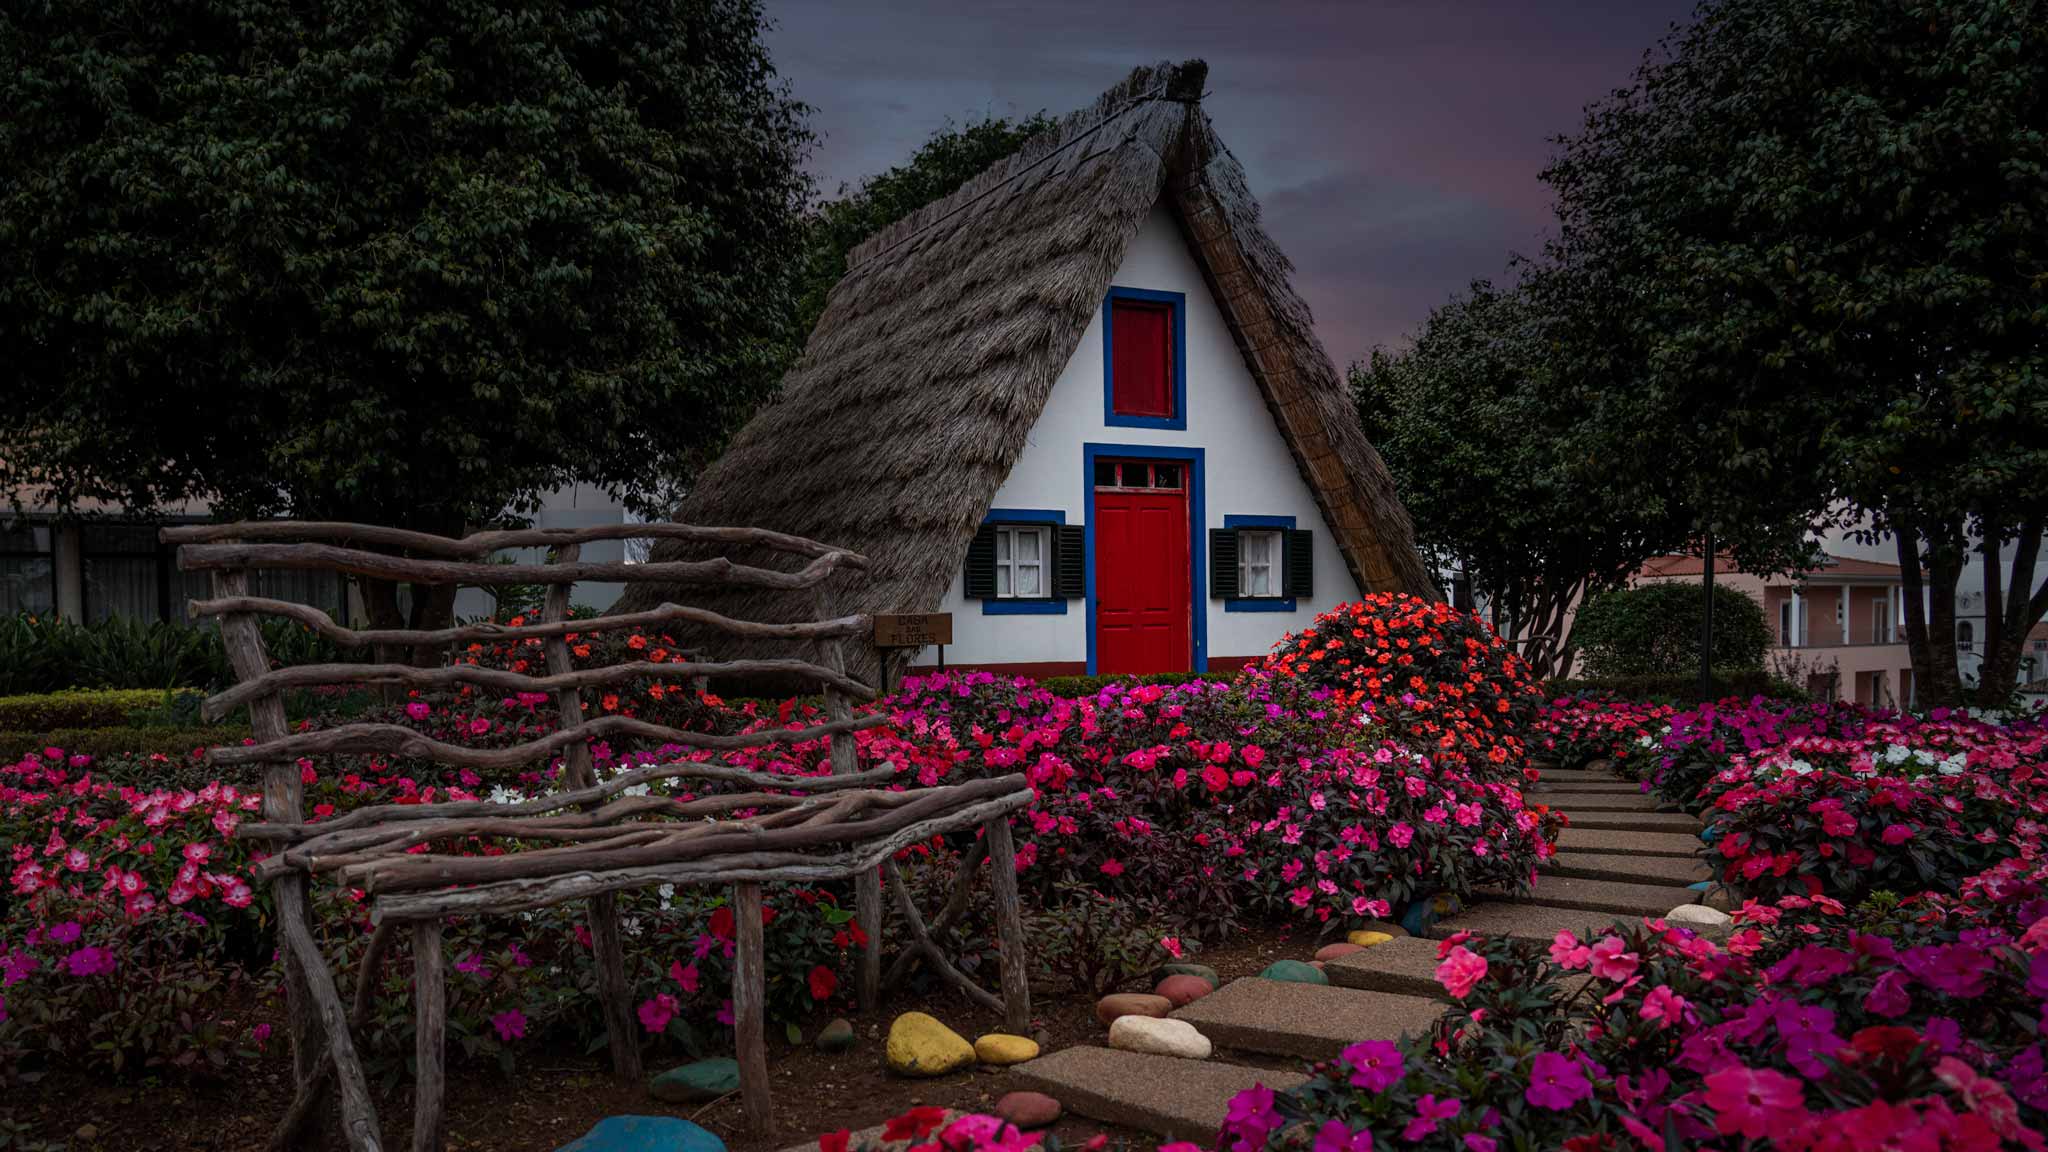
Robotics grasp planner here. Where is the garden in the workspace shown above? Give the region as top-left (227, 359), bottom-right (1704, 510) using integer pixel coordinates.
top-left (5, 590), bottom-right (2046, 1151)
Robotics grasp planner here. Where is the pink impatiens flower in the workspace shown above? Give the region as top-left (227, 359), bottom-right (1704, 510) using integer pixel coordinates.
top-left (1434, 946), bottom-right (1488, 1000)
top-left (1702, 1064), bottom-right (1807, 1139)
top-left (638, 993), bottom-right (679, 1035)
top-left (1313, 1121), bottom-right (1373, 1152)
top-left (490, 1009), bottom-right (527, 1041)
top-left (1588, 935), bottom-right (1639, 982)
top-left (1640, 985), bottom-right (1688, 1029)
top-left (1525, 1050), bottom-right (1592, 1110)
top-left (1401, 1094), bottom-right (1461, 1141)
top-left (1340, 1039), bottom-right (1405, 1092)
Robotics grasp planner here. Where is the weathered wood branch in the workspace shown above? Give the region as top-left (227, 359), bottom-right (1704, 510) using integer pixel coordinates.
top-left (207, 711), bottom-right (890, 770)
top-left (883, 858), bottom-right (1004, 1016)
top-left (367, 790), bottom-right (1034, 921)
top-left (277, 881), bottom-right (384, 1152)
top-left (162, 521), bottom-right (868, 566)
top-left (186, 596), bottom-right (867, 651)
top-left (204, 656), bottom-right (875, 722)
top-left (884, 834), bottom-right (989, 990)
top-left (174, 541), bottom-right (861, 590)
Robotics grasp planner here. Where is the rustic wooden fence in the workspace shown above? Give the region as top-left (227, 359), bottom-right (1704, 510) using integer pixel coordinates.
top-left (162, 521), bottom-right (1034, 1152)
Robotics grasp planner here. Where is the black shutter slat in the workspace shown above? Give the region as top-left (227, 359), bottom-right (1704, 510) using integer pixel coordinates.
top-left (1284, 529), bottom-right (1314, 599)
top-left (1209, 528), bottom-right (1240, 599)
top-left (964, 524), bottom-right (998, 598)
top-left (1054, 525), bottom-right (1086, 599)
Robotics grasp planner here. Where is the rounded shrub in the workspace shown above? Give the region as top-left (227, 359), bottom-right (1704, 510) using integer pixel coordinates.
top-left (1259, 593), bottom-right (1543, 776)
top-left (1572, 582), bottom-right (1770, 678)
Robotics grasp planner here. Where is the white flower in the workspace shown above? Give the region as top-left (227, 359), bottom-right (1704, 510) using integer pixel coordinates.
top-left (1938, 753), bottom-right (1967, 776)
top-left (1884, 744), bottom-right (1911, 764)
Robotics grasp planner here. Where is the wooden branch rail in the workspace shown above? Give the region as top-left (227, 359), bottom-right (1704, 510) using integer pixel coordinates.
top-left (206, 711), bottom-right (890, 770)
top-left (174, 541), bottom-right (861, 590)
top-left (163, 520), bottom-right (869, 565)
top-left (185, 596), bottom-right (869, 649)
top-left (203, 656), bottom-right (876, 721)
top-left (173, 517), bottom-right (1025, 1151)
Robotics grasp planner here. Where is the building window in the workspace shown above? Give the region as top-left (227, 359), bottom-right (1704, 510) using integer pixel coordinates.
top-left (1872, 599), bottom-right (1892, 645)
top-left (1958, 620), bottom-right (1975, 653)
top-left (1102, 287), bottom-right (1187, 430)
top-left (1238, 529), bottom-right (1281, 597)
top-left (995, 524), bottom-right (1048, 599)
top-left (0, 522), bottom-right (56, 616)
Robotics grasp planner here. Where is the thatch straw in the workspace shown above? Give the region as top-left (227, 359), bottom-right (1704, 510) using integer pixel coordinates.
top-left (616, 60), bottom-right (1434, 680)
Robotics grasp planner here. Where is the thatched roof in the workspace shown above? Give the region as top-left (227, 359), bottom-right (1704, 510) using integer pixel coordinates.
top-left (616, 60), bottom-right (1434, 677)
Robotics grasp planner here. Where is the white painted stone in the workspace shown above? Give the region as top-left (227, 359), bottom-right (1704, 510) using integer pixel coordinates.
top-left (1107, 1014), bottom-right (1212, 1060)
top-left (1667, 903), bottom-right (1733, 928)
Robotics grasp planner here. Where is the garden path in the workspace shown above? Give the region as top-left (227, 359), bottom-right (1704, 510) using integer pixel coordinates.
top-left (1006, 763), bottom-right (1719, 1142)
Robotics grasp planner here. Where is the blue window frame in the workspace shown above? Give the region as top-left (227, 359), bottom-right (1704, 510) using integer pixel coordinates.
top-left (1223, 514), bottom-right (1297, 612)
top-left (1082, 443), bottom-right (1206, 674)
top-left (1101, 286), bottom-right (1188, 431)
top-left (979, 508), bottom-right (1067, 615)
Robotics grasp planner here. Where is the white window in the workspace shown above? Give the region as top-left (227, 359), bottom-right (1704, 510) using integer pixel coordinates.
top-left (995, 525), bottom-right (1048, 599)
top-left (1957, 621), bottom-right (1975, 652)
top-left (1238, 529), bottom-right (1282, 598)
top-left (1872, 600), bottom-right (1891, 644)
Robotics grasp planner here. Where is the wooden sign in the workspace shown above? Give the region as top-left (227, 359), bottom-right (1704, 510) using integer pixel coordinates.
top-left (873, 612), bottom-right (953, 648)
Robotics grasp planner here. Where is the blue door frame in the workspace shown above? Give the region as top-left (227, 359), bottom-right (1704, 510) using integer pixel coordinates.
top-left (1082, 442), bottom-right (1207, 675)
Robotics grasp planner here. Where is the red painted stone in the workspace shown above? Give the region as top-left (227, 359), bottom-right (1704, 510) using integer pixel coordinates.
top-left (1314, 942), bottom-right (1366, 962)
top-left (1094, 992), bottom-right (1173, 1027)
top-left (1153, 973), bottom-right (1214, 1007)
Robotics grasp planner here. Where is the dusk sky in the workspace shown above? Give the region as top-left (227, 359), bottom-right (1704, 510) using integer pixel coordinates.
top-left (766, 0), bottom-right (1696, 370)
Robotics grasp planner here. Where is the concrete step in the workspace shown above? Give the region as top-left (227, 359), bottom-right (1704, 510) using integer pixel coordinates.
top-left (1560, 811), bottom-right (1702, 832)
top-left (1428, 900), bottom-right (1643, 941)
top-left (1009, 1046), bottom-right (1308, 1143)
top-left (1322, 936), bottom-right (1448, 1000)
top-left (1542, 794), bottom-right (1667, 812)
top-left (1531, 782), bottom-right (1649, 795)
top-left (1503, 875), bottom-right (1698, 916)
top-left (1557, 828), bottom-right (1703, 858)
top-left (1169, 977), bottom-right (1443, 1061)
top-left (1533, 768), bottom-right (1624, 783)
top-left (1547, 852), bottom-right (1716, 886)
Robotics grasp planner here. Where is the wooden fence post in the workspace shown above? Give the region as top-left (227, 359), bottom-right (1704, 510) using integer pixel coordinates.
top-left (734, 882), bottom-right (772, 1136)
top-left (411, 919), bottom-right (446, 1152)
top-left (815, 586), bottom-right (883, 1010)
top-left (541, 543), bottom-right (642, 1082)
top-left (985, 818), bottom-right (1032, 1035)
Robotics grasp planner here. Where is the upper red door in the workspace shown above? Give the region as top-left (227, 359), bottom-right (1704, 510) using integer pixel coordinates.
top-left (1094, 465), bottom-right (1191, 675)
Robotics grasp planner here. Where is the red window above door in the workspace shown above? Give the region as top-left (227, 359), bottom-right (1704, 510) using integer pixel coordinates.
top-left (1104, 287), bottom-right (1185, 429)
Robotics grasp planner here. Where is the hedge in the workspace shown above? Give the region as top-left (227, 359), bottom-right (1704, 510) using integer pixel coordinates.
top-left (1033, 671), bottom-right (1213, 697)
top-left (0, 687), bottom-right (205, 731)
top-left (1547, 668), bottom-right (1806, 705)
top-left (1572, 583), bottom-right (1771, 678)
top-left (0, 725), bottom-right (251, 761)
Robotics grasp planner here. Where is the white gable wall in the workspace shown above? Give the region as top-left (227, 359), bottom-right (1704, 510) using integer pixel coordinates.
top-left (918, 201), bottom-right (1361, 671)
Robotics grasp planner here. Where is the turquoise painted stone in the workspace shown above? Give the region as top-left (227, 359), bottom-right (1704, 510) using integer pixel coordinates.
top-left (558, 1116), bottom-right (726, 1152)
top-left (648, 1058), bottom-right (740, 1104)
top-left (1258, 959), bottom-right (1327, 985)
top-left (817, 1017), bottom-right (856, 1052)
top-left (1160, 962), bottom-right (1220, 986)
top-left (1400, 892), bottom-right (1461, 937)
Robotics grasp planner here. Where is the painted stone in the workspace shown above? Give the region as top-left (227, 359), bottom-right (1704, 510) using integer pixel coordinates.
top-left (1400, 894), bottom-right (1461, 937)
top-left (1259, 959), bottom-right (1328, 985)
top-left (557, 1116), bottom-right (725, 1152)
top-left (1153, 973), bottom-right (1214, 1006)
top-left (996, 1091), bottom-right (1063, 1129)
top-left (1314, 942), bottom-right (1364, 962)
top-left (648, 1058), bottom-right (739, 1104)
top-left (1161, 962), bottom-right (1221, 986)
top-left (817, 1018), bottom-right (855, 1053)
top-left (885, 1012), bottom-right (975, 1077)
top-left (1667, 903), bottom-right (1733, 928)
top-left (973, 1033), bottom-right (1040, 1065)
top-left (1094, 992), bottom-right (1173, 1026)
top-left (1107, 1015), bottom-right (1212, 1060)
top-left (1346, 930), bottom-right (1398, 948)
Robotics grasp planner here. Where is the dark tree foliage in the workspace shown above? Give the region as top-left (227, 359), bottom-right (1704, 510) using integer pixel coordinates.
top-left (1543, 0), bottom-right (2048, 705)
top-left (794, 114), bottom-right (1055, 338)
top-left (1573, 583), bottom-right (1772, 679)
top-left (0, 0), bottom-right (812, 542)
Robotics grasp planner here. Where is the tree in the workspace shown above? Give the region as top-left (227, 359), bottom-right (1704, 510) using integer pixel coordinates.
top-left (794, 113), bottom-right (1054, 338)
top-left (0, 0), bottom-right (812, 636)
top-left (1573, 583), bottom-right (1772, 679)
top-left (1543, 0), bottom-right (2048, 706)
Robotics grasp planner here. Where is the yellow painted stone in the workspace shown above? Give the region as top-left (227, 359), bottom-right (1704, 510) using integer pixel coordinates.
top-left (974, 1034), bottom-right (1041, 1066)
top-left (1347, 930), bottom-right (1395, 948)
top-left (886, 1012), bottom-right (976, 1077)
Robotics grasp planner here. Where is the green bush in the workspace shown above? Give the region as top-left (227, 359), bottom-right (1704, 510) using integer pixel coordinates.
top-left (1032, 671), bottom-right (1210, 697)
top-left (1571, 582), bottom-right (1770, 678)
top-left (0, 725), bottom-right (250, 761)
top-left (0, 687), bottom-right (204, 730)
top-left (0, 611), bottom-right (352, 694)
top-left (1547, 668), bottom-right (1804, 704)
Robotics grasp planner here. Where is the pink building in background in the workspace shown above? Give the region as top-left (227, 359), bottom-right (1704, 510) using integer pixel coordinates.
top-left (1634, 552), bottom-right (1916, 706)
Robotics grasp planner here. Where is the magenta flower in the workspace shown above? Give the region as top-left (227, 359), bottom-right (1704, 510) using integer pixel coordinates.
top-left (1222, 1084), bottom-right (1282, 1152)
top-left (1340, 1039), bottom-right (1405, 1092)
top-left (1313, 1121), bottom-right (1372, 1152)
top-left (63, 946), bottom-right (116, 977)
top-left (1588, 935), bottom-right (1639, 982)
top-left (670, 960), bottom-right (701, 994)
top-left (1462, 1136), bottom-right (1497, 1152)
top-left (1525, 1050), bottom-right (1592, 1110)
top-left (490, 1010), bottom-right (527, 1042)
top-left (1880, 823), bottom-right (1915, 845)
top-left (637, 993), bottom-right (678, 1034)
top-left (1435, 945), bottom-right (1488, 1000)
top-left (405, 702), bottom-right (431, 721)
top-left (1702, 1064), bottom-right (1807, 1139)
top-left (47, 921), bottom-right (81, 945)
top-left (1400, 1094), bottom-right (1461, 1141)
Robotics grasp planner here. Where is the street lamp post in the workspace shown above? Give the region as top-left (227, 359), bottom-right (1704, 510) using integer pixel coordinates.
top-left (1699, 529), bottom-right (1716, 699)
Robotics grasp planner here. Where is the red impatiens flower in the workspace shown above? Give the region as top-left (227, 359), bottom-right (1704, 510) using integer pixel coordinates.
top-left (808, 964), bottom-right (838, 1001)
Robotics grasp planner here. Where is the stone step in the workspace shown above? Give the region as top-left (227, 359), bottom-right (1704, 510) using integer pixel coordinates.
top-left (1169, 977), bottom-right (1443, 1061)
top-left (1428, 900), bottom-right (1644, 941)
top-left (1531, 782), bottom-right (1648, 795)
top-left (1547, 852), bottom-right (1716, 886)
top-left (1560, 811), bottom-right (1702, 832)
top-left (1542, 794), bottom-right (1667, 812)
top-left (1533, 768), bottom-right (1623, 783)
top-left (1009, 1046), bottom-right (1308, 1143)
top-left (1322, 936), bottom-right (1449, 1000)
top-left (1557, 828), bottom-right (1703, 858)
top-left (1504, 875), bottom-right (1699, 916)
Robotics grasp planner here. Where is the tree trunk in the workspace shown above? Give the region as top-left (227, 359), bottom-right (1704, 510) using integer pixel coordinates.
top-left (1982, 519), bottom-right (2048, 703)
top-left (1898, 517), bottom-right (1966, 708)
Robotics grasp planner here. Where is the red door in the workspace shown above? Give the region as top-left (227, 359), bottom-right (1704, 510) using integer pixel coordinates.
top-left (1095, 470), bottom-right (1191, 675)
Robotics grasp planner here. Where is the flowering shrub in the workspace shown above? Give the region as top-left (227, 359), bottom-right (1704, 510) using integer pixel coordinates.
top-left (829, 1105), bottom-right (1106, 1152)
top-left (1530, 694), bottom-right (1677, 778)
top-left (1220, 855), bottom-right (2048, 1152)
top-left (1261, 594), bottom-right (1541, 778)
